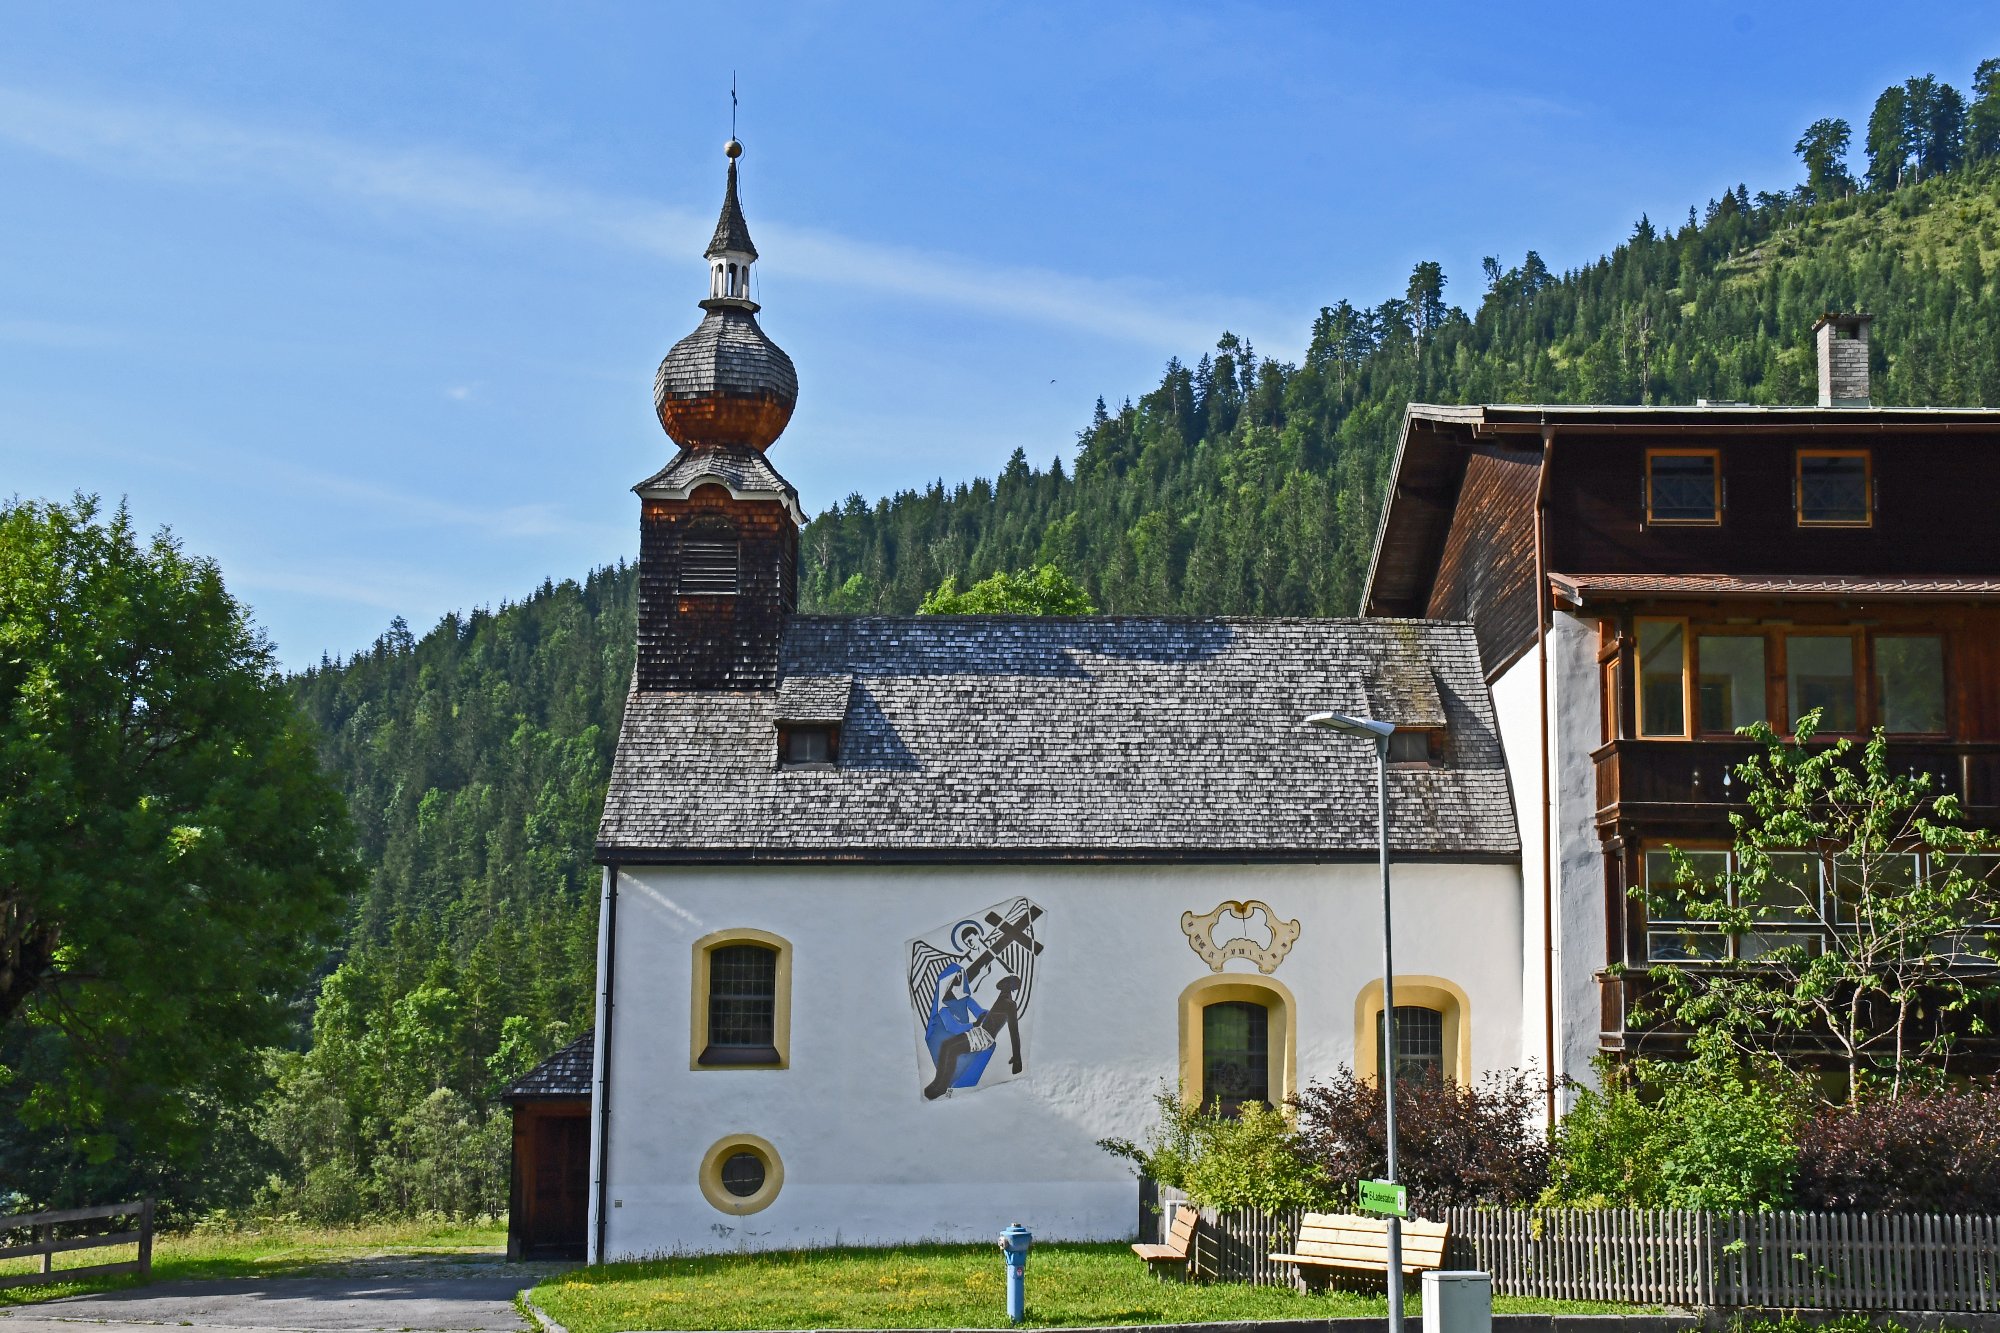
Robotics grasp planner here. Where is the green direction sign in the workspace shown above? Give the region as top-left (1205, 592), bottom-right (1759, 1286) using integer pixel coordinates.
top-left (1358, 1179), bottom-right (1407, 1217)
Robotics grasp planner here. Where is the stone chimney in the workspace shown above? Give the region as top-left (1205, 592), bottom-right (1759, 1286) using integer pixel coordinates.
top-left (1812, 313), bottom-right (1872, 408)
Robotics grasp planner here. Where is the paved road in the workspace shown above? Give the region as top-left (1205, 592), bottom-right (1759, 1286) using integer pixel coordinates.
top-left (0, 1256), bottom-right (562, 1333)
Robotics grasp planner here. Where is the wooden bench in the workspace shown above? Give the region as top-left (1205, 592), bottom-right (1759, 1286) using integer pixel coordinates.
top-left (1270, 1211), bottom-right (1450, 1286)
top-left (1131, 1204), bottom-right (1199, 1275)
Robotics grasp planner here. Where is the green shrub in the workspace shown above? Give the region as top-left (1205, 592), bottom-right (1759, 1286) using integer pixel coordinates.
top-left (1545, 1056), bottom-right (1804, 1210)
top-left (1100, 1091), bottom-right (1328, 1213)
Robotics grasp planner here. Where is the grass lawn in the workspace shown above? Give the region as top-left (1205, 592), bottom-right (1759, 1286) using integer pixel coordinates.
top-left (0, 1217), bottom-right (507, 1305)
top-left (531, 1243), bottom-right (1647, 1332)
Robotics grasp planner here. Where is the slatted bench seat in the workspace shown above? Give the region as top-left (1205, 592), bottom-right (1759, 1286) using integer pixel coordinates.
top-left (1270, 1211), bottom-right (1450, 1286)
top-left (1131, 1204), bottom-right (1199, 1276)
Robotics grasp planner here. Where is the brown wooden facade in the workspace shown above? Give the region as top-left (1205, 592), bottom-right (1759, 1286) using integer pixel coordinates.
top-left (636, 484), bottom-right (799, 692)
top-left (508, 1099), bottom-right (590, 1261)
top-left (1367, 404), bottom-right (2000, 1072)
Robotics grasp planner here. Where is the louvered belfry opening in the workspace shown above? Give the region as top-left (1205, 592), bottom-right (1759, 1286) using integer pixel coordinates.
top-left (679, 518), bottom-right (741, 596)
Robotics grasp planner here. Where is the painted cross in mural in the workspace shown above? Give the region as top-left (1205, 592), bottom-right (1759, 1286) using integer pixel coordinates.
top-left (907, 897), bottom-right (1045, 1100)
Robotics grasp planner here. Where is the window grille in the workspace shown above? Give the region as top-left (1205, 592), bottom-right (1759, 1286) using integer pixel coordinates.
top-left (681, 539), bottom-right (740, 595)
top-left (1385, 1006), bottom-right (1445, 1084)
top-left (702, 944), bottom-right (777, 1063)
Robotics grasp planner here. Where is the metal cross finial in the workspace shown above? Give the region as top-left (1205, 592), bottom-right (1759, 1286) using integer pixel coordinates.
top-left (731, 73), bottom-right (738, 139)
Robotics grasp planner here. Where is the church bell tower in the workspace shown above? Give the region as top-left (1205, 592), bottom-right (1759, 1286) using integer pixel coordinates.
top-left (634, 139), bottom-right (803, 692)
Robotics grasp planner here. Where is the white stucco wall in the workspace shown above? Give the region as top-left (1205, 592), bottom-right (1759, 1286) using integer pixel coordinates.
top-left (1490, 611), bottom-right (1604, 1103)
top-left (594, 858), bottom-right (1521, 1258)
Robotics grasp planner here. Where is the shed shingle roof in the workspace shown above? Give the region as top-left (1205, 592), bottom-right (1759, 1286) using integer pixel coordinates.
top-left (500, 1030), bottom-right (594, 1102)
top-left (598, 616), bottom-right (1518, 862)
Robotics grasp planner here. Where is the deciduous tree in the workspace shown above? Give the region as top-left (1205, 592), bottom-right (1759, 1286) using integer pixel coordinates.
top-left (1635, 712), bottom-right (2000, 1105)
top-left (0, 496), bottom-right (357, 1201)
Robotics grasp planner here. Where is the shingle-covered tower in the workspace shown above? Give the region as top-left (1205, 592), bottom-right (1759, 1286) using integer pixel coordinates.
top-left (634, 139), bottom-right (803, 692)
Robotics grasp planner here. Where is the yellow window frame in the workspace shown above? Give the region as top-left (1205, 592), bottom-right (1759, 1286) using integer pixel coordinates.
top-left (689, 927), bottom-right (793, 1071)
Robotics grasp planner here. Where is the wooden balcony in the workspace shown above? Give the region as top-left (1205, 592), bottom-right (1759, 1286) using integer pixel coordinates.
top-left (1592, 737), bottom-right (2000, 830)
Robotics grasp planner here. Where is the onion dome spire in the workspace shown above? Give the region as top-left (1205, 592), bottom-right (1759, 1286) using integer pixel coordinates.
top-left (654, 138), bottom-right (798, 453)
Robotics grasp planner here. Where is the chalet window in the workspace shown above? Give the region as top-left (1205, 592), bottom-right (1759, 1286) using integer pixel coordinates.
top-left (1387, 729), bottom-right (1441, 765)
top-left (680, 522), bottom-right (740, 596)
top-left (1643, 847), bottom-right (1729, 961)
top-left (1636, 619), bottom-right (1689, 738)
top-left (1873, 635), bottom-right (1946, 735)
top-left (778, 725), bottom-right (838, 767)
top-left (1646, 449), bottom-right (1721, 524)
top-left (1200, 1000), bottom-right (1270, 1117)
top-left (1738, 850), bottom-right (1825, 960)
top-left (1785, 634), bottom-right (1858, 733)
top-left (1830, 853), bottom-right (1919, 926)
top-left (1696, 634), bottom-right (1766, 734)
top-left (1380, 1005), bottom-right (1445, 1085)
top-left (1797, 450), bottom-right (1872, 526)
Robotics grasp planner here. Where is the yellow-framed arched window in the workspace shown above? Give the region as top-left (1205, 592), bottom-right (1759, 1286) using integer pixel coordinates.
top-left (690, 928), bottom-right (792, 1070)
top-left (1353, 975), bottom-right (1471, 1086)
top-left (1178, 974), bottom-right (1297, 1115)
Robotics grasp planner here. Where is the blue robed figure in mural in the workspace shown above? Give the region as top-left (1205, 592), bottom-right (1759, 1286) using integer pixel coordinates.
top-left (908, 900), bottom-right (1043, 1100)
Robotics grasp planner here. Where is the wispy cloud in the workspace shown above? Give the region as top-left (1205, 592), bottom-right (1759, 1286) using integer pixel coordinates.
top-left (232, 564), bottom-right (455, 613)
top-left (0, 84), bottom-right (1259, 350)
top-left (0, 316), bottom-right (122, 348)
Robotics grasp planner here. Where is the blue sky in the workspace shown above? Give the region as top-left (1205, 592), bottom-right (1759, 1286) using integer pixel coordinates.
top-left (5, 2), bottom-right (1996, 668)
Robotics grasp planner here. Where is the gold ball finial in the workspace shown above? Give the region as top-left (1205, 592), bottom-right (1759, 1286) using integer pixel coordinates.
top-left (725, 138), bottom-right (743, 159)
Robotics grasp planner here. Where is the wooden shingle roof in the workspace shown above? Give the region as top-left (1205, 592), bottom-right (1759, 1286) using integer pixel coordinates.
top-left (500, 1030), bottom-right (594, 1102)
top-left (598, 616), bottom-right (1518, 863)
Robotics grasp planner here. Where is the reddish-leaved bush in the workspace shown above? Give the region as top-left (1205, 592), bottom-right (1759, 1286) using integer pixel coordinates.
top-left (1793, 1083), bottom-right (2000, 1213)
top-left (1290, 1068), bottom-right (1550, 1216)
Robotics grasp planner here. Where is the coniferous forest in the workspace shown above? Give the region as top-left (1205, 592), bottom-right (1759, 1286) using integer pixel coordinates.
top-left (12, 64), bottom-right (2000, 1217)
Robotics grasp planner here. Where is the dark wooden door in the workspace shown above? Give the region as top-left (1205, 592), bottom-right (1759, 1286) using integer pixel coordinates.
top-left (527, 1111), bottom-right (589, 1259)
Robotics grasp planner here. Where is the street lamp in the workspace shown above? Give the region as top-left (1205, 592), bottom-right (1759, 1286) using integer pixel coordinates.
top-left (1306, 709), bottom-right (1404, 1333)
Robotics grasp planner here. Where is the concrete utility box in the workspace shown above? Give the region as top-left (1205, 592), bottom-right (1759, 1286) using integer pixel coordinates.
top-left (1422, 1269), bottom-right (1492, 1333)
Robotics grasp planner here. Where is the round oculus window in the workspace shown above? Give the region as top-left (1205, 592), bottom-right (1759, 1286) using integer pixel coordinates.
top-left (720, 1150), bottom-right (766, 1197)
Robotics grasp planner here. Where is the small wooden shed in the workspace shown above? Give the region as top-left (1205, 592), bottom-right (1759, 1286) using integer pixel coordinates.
top-left (502, 1031), bottom-right (593, 1261)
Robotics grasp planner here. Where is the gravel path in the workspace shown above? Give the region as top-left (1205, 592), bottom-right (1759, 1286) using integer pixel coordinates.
top-left (0, 1254), bottom-right (570, 1333)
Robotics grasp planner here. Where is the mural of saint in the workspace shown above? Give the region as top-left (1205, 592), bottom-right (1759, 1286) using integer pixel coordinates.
top-left (906, 898), bottom-right (1044, 1099)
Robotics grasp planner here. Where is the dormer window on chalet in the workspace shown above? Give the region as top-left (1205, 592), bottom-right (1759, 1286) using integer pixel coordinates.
top-left (1797, 449), bottom-right (1872, 526)
top-left (1631, 619), bottom-right (1946, 739)
top-left (1645, 449), bottom-right (1721, 524)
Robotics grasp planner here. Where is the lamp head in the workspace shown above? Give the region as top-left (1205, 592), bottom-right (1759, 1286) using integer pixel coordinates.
top-left (1306, 710), bottom-right (1396, 739)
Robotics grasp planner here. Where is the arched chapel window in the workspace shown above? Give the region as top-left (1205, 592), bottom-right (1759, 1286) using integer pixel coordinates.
top-left (1380, 1005), bottom-right (1445, 1084)
top-left (1201, 1000), bottom-right (1270, 1116)
top-left (692, 929), bottom-right (791, 1068)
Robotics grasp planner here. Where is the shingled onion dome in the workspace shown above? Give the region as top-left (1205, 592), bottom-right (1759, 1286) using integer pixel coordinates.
top-left (653, 139), bottom-right (799, 453)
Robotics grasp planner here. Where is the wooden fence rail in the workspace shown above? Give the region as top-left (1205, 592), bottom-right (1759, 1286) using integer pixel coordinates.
top-left (1153, 1189), bottom-right (2000, 1312)
top-left (1442, 1207), bottom-right (2000, 1312)
top-left (0, 1199), bottom-right (154, 1291)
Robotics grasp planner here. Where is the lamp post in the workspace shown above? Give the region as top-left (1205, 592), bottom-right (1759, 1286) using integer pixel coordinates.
top-left (1306, 709), bottom-right (1403, 1333)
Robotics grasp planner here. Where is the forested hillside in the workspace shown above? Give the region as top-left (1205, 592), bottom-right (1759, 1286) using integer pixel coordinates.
top-left (800, 160), bottom-right (2000, 619)
top-left (249, 69), bottom-right (2000, 1218)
